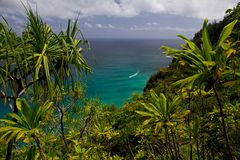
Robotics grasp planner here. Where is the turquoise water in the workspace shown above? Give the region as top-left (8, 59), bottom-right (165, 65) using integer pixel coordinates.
top-left (0, 39), bottom-right (181, 115)
top-left (85, 39), bottom-right (182, 107)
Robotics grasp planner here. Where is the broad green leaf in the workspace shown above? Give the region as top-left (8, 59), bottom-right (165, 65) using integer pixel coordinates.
top-left (0, 130), bottom-right (12, 141)
top-left (142, 118), bottom-right (154, 126)
top-left (170, 96), bottom-right (181, 107)
top-left (16, 98), bottom-right (22, 111)
top-left (226, 48), bottom-right (236, 58)
top-left (0, 119), bottom-right (18, 125)
top-left (35, 44), bottom-right (48, 80)
top-left (16, 131), bottom-right (28, 141)
top-left (217, 20), bottom-right (237, 47)
top-left (202, 19), bottom-right (212, 61)
top-left (172, 73), bottom-right (202, 88)
top-left (178, 52), bottom-right (204, 69)
top-left (141, 102), bottom-right (159, 116)
top-left (16, 98), bottom-right (32, 128)
top-left (5, 130), bottom-right (20, 143)
top-left (71, 19), bottom-right (78, 38)
top-left (135, 111), bottom-right (155, 117)
top-left (0, 126), bottom-right (22, 132)
top-left (150, 90), bottom-right (159, 101)
top-left (6, 113), bottom-right (23, 124)
top-left (43, 55), bottom-right (50, 81)
top-left (222, 80), bottom-right (240, 87)
top-left (34, 64), bottom-right (42, 80)
top-left (66, 20), bottom-right (71, 38)
top-left (177, 34), bottom-right (202, 55)
top-left (43, 55), bottom-right (52, 97)
top-left (161, 45), bottom-right (182, 55)
top-left (0, 126), bottom-right (13, 133)
top-left (159, 93), bottom-right (167, 114)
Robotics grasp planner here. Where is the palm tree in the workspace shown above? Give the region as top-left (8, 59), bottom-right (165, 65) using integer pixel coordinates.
top-left (136, 90), bottom-right (190, 159)
top-left (0, 98), bottom-right (53, 160)
top-left (161, 19), bottom-right (238, 159)
top-left (0, 7), bottom-right (91, 112)
top-left (184, 118), bottom-right (202, 160)
top-left (0, 7), bottom-right (91, 159)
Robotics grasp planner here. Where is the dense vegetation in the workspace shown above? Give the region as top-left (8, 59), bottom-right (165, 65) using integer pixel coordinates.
top-left (1, 3), bottom-right (240, 160)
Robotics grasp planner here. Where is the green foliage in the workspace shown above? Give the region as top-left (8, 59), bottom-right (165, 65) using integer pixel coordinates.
top-left (0, 99), bottom-right (53, 142)
top-left (162, 18), bottom-right (238, 90)
top-left (136, 90), bottom-right (189, 134)
top-left (0, 99), bottom-right (53, 159)
top-left (0, 6), bottom-right (91, 159)
top-left (1, 3), bottom-right (240, 160)
top-left (162, 17), bottom-right (240, 159)
top-left (0, 7), bottom-right (91, 106)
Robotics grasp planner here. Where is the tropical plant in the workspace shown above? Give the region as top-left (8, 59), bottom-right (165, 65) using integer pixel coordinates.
top-left (161, 19), bottom-right (238, 159)
top-left (0, 98), bottom-right (53, 160)
top-left (0, 7), bottom-right (91, 111)
top-left (136, 90), bottom-right (190, 159)
top-left (0, 7), bottom-right (91, 158)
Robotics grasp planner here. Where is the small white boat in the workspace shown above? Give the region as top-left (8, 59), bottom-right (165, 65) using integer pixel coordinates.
top-left (166, 55), bottom-right (172, 58)
top-left (129, 70), bottom-right (140, 78)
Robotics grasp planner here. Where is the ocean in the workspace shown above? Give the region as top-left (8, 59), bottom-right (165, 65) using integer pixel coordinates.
top-left (0, 39), bottom-right (182, 116)
top-left (85, 39), bottom-right (182, 107)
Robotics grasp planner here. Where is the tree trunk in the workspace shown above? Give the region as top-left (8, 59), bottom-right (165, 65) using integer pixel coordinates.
top-left (34, 135), bottom-right (46, 160)
top-left (189, 134), bottom-right (193, 160)
top-left (188, 93), bottom-right (192, 160)
top-left (175, 133), bottom-right (181, 160)
top-left (79, 114), bottom-right (92, 140)
top-left (6, 140), bottom-right (14, 160)
top-left (166, 129), bottom-right (174, 158)
top-left (201, 136), bottom-right (205, 160)
top-left (196, 140), bottom-right (200, 160)
top-left (60, 109), bottom-right (69, 153)
top-left (170, 129), bottom-right (179, 159)
top-left (212, 83), bottom-right (233, 159)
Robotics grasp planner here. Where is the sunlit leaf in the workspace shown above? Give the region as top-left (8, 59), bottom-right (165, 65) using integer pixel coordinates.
top-left (217, 20), bottom-right (238, 47)
top-left (202, 19), bottom-right (212, 61)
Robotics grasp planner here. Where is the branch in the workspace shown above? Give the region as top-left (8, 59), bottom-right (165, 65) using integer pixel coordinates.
top-left (0, 90), bottom-right (14, 112)
top-left (0, 90), bottom-right (15, 100)
top-left (7, 98), bottom-right (14, 112)
top-left (0, 66), bottom-right (14, 81)
top-left (79, 115), bottom-right (92, 140)
top-left (65, 98), bottom-right (78, 112)
top-left (18, 75), bottom-right (46, 97)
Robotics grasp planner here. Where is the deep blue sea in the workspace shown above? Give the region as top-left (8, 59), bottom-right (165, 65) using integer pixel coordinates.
top-left (84, 39), bottom-right (182, 107)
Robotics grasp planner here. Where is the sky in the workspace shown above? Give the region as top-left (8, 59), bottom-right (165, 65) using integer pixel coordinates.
top-left (0, 0), bottom-right (239, 39)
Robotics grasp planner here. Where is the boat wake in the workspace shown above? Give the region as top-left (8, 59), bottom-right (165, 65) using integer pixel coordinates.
top-left (166, 55), bottom-right (172, 58)
top-left (129, 70), bottom-right (140, 78)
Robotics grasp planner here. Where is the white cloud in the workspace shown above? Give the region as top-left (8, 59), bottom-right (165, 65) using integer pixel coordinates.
top-left (130, 25), bottom-right (152, 31)
top-left (130, 25), bottom-right (198, 32)
top-left (108, 24), bottom-right (115, 29)
top-left (146, 22), bottom-right (159, 26)
top-left (0, 0), bottom-right (238, 20)
top-left (163, 26), bottom-right (197, 32)
top-left (96, 23), bottom-right (115, 29)
top-left (96, 24), bottom-right (104, 28)
top-left (84, 22), bottom-right (92, 28)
